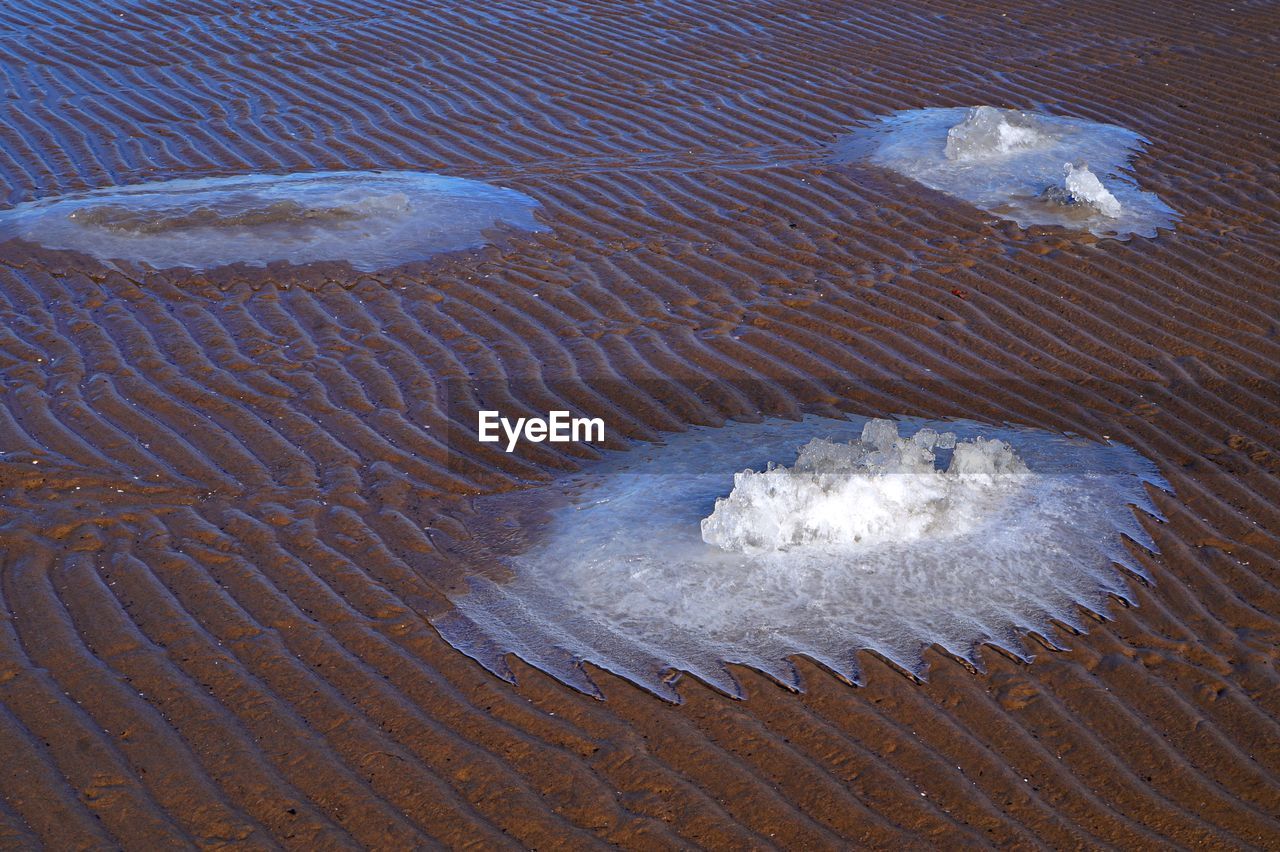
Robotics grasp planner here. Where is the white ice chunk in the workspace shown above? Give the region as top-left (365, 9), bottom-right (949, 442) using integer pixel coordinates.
top-left (701, 428), bottom-right (1029, 554)
top-left (944, 106), bottom-right (1052, 160)
top-left (1061, 161), bottom-right (1122, 218)
top-left (860, 418), bottom-right (901, 452)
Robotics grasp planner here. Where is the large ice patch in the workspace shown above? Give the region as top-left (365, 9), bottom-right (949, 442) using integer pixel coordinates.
top-left (836, 106), bottom-right (1177, 238)
top-left (0, 170), bottom-right (544, 271)
top-left (433, 415), bottom-right (1167, 701)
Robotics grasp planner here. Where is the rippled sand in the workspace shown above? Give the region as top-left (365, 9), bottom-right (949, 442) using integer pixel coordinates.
top-left (0, 0), bottom-right (1276, 848)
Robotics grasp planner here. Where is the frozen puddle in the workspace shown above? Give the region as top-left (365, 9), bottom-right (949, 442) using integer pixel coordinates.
top-left (0, 170), bottom-right (544, 271)
top-left (836, 106), bottom-right (1177, 238)
top-left (434, 415), bottom-right (1168, 701)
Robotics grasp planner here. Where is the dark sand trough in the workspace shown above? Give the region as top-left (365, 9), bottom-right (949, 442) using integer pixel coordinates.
top-left (0, 0), bottom-right (1277, 847)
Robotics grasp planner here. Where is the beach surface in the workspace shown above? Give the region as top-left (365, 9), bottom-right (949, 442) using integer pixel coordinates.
top-left (0, 0), bottom-right (1277, 847)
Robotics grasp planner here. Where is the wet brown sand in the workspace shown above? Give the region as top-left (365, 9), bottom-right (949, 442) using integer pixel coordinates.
top-left (1, 0), bottom-right (1277, 847)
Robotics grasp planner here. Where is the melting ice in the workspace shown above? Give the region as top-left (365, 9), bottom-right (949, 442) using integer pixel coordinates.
top-left (0, 170), bottom-right (544, 271)
top-left (836, 106), bottom-right (1177, 237)
top-left (701, 422), bottom-right (1028, 553)
top-left (434, 415), bottom-right (1168, 701)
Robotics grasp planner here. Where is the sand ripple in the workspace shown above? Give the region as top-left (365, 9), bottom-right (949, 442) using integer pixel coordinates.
top-left (0, 0), bottom-right (1277, 846)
